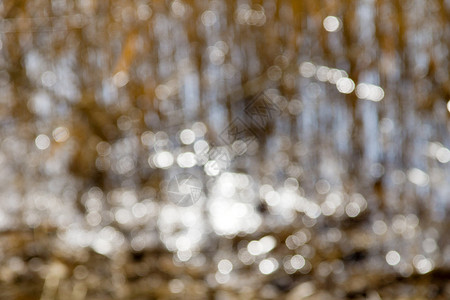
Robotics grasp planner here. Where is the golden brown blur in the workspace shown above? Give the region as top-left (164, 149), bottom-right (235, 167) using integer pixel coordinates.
top-left (0, 0), bottom-right (450, 299)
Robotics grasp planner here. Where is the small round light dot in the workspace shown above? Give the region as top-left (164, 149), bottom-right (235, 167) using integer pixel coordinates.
top-left (259, 258), bottom-right (278, 275)
top-left (386, 250), bottom-right (401, 266)
top-left (336, 78), bottom-right (355, 94)
top-left (290, 255), bottom-right (305, 270)
top-left (112, 71), bottom-right (129, 87)
top-left (179, 129), bottom-right (196, 145)
top-left (52, 127), bottom-right (70, 142)
top-left (35, 134), bottom-right (51, 150)
top-left (323, 16), bottom-right (341, 32)
top-left (218, 259), bottom-right (233, 274)
top-left (201, 10), bottom-right (217, 26)
top-left (345, 202), bottom-right (360, 218)
top-left (153, 151), bottom-right (174, 169)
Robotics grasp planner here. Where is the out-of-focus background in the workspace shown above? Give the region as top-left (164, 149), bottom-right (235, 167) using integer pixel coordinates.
top-left (0, 0), bottom-right (449, 299)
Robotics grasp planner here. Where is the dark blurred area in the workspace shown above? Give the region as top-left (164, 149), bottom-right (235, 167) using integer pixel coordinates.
top-left (0, 0), bottom-right (449, 299)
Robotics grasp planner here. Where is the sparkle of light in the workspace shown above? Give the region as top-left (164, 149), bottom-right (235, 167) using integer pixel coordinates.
top-left (323, 16), bottom-right (341, 32)
top-left (35, 134), bottom-right (51, 150)
top-left (336, 77), bottom-right (355, 94)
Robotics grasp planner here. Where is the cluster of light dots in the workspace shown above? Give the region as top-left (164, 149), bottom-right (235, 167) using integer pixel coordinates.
top-left (35, 127), bottom-right (70, 150)
top-left (208, 41), bottom-right (228, 65)
top-left (356, 83), bottom-right (385, 101)
top-left (209, 173), bottom-right (260, 236)
top-left (147, 123), bottom-right (209, 170)
top-left (386, 251), bottom-right (434, 274)
top-left (299, 61), bottom-right (385, 99)
top-left (235, 5), bottom-right (266, 26)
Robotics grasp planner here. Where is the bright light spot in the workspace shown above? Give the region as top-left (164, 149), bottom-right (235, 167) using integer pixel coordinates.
top-left (264, 190), bottom-right (280, 206)
top-left (247, 240), bottom-right (263, 256)
top-left (436, 147), bottom-right (450, 163)
top-left (320, 201), bottom-right (336, 216)
top-left (176, 236), bottom-right (191, 251)
top-left (153, 151), bottom-right (174, 169)
top-left (201, 10), bottom-right (217, 26)
top-left (192, 122), bottom-right (207, 137)
top-left (52, 127), bottom-right (70, 142)
top-left (259, 236), bottom-right (276, 253)
top-left (386, 250), bottom-right (401, 266)
top-left (86, 211), bottom-right (101, 226)
top-left (215, 271), bottom-right (230, 284)
top-left (194, 140), bottom-right (209, 155)
top-left (290, 255), bottom-right (305, 269)
top-left (115, 208), bottom-right (131, 224)
top-left (179, 129), bottom-right (196, 145)
top-left (35, 134), bottom-right (50, 150)
top-left (218, 259), bottom-right (233, 274)
top-left (407, 168), bottom-right (429, 187)
top-left (327, 68), bottom-right (347, 84)
top-left (345, 202), bottom-right (360, 218)
top-left (177, 152), bottom-right (196, 168)
top-left (177, 250), bottom-right (192, 261)
top-left (323, 16), bottom-right (341, 32)
top-left (92, 238), bottom-right (112, 255)
top-left (259, 258), bottom-right (278, 275)
top-left (336, 78), bottom-right (355, 94)
top-left (299, 62), bottom-right (316, 78)
top-left (413, 255), bottom-right (433, 274)
top-left (231, 203), bottom-right (247, 217)
top-left (447, 100), bottom-right (450, 113)
top-left (112, 71), bottom-right (129, 87)
top-left (305, 202), bottom-right (321, 219)
top-left (316, 66), bottom-right (329, 82)
top-left (352, 193), bottom-right (367, 211)
top-left (131, 203), bottom-right (147, 218)
top-left (356, 83), bottom-right (384, 101)
top-left (204, 160), bottom-right (220, 176)
top-left (209, 176), bottom-right (261, 235)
